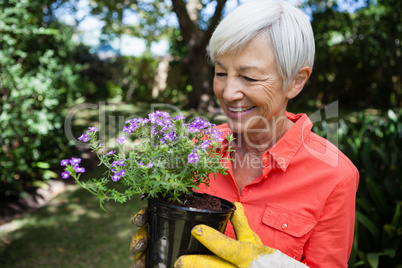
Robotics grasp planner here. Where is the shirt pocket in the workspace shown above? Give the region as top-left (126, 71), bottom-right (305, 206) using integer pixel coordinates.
top-left (262, 203), bottom-right (317, 259)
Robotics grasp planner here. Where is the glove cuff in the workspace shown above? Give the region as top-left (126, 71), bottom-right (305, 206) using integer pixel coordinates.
top-left (250, 250), bottom-right (309, 268)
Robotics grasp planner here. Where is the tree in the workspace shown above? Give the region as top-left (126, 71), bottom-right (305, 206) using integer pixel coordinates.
top-left (170, 0), bottom-right (228, 111)
top-left (87, 0), bottom-right (230, 111)
top-left (0, 0), bottom-right (83, 195)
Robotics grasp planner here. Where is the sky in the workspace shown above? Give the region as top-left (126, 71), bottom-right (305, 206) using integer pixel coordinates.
top-left (55, 0), bottom-right (170, 56)
top-left (56, 0), bottom-right (367, 57)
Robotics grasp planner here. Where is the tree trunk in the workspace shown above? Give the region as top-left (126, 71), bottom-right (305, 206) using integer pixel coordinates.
top-left (171, 0), bottom-right (227, 112)
top-left (186, 44), bottom-right (215, 111)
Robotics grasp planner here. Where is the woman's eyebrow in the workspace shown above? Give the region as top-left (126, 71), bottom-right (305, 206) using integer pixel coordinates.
top-left (239, 65), bottom-right (260, 71)
top-left (215, 61), bottom-right (225, 68)
top-left (215, 61), bottom-right (261, 71)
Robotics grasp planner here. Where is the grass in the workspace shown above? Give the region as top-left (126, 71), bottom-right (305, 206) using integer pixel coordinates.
top-left (0, 169), bottom-right (146, 268)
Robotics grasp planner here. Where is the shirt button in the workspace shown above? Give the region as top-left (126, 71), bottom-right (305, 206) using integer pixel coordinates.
top-left (281, 223), bottom-right (288, 230)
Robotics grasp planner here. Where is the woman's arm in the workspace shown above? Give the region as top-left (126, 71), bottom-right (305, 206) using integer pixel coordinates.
top-left (303, 169), bottom-right (359, 267)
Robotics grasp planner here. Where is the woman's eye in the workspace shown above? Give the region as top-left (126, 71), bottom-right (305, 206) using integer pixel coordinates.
top-left (215, 72), bottom-right (227, 77)
top-left (243, 76), bottom-right (258, 82)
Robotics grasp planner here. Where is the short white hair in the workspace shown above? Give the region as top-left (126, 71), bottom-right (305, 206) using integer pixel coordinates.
top-left (208, 0), bottom-right (315, 89)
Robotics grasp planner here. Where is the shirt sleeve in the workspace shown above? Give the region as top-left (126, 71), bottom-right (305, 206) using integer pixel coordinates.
top-left (302, 168), bottom-right (359, 267)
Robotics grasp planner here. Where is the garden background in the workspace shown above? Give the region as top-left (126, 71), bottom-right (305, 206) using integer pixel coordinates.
top-left (0, 0), bottom-right (401, 267)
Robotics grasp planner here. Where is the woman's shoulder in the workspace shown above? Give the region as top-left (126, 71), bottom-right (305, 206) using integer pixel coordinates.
top-left (304, 130), bottom-right (359, 180)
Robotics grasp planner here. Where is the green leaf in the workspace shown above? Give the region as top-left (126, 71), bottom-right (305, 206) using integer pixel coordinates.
top-left (383, 248), bottom-right (396, 258)
top-left (387, 110), bottom-right (398, 122)
top-left (32, 161), bottom-right (50, 169)
top-left (355, 210), bottom-right (379, 239)
top-left (32, 180), bottom-right (49, 190)
top-left (391, 204), bottom-right (401, 227)
top-left (367, 253), bottom-right (379, 268)
top-left (366, 178), bottom-right (390, 217)
top-left (43, 170), bottom-right (58, 180)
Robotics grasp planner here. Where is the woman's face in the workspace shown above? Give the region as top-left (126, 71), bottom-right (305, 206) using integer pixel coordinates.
top-left (213, 36), bottom-right (291, 134)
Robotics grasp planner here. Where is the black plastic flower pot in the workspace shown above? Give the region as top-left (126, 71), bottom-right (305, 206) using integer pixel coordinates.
top-left (147, 192), bottom-right (235, 268)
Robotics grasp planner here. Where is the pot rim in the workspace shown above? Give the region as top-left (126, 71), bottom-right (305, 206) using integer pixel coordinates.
top-left (147, 192), bottom-right (236, 214)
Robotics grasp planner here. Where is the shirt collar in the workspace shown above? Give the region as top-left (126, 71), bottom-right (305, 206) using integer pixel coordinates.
top-left (218, 112), bottom-right (313, 172)
top-left (267, 112), bottom-right (312, 171)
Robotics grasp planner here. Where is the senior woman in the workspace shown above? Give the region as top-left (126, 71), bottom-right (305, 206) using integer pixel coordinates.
top-left (131, 0), bottom-right (359, 267)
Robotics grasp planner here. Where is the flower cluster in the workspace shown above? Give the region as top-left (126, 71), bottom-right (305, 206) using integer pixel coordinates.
top-left (61, 111), bottom-right (234, 207)
top-left (77, 127), bottom-right (100, 143)
top-left (60, 157), bottom-right (85, 179)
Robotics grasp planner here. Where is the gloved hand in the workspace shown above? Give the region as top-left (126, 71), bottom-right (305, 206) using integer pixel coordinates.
top-left (174, 202), bottom-right (309, 268)
top-left (130, 207), bottom-right (149, 268)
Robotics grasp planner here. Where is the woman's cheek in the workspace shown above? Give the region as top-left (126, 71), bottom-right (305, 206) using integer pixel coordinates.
top-left (213, 81), bottom-right (224, 99)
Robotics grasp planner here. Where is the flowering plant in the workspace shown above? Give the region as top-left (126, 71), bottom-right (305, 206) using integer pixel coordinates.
top-left (61, 111), bottom-right (233, 208)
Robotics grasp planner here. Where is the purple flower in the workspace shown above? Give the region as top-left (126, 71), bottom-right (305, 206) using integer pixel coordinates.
top-left (74, 166), bottom-right (85, 173)
top-left (188, 117), bottom-right (212, 133)
top-left (156, 119), bottom-right (165, 126)
top-left (200, 140), bottom-right (210, 151)
top-left (159, 111), bottom-right (170, 118)
top-left (118, 170), bottom-right (126, 176)
top-left (163, 131), bottom-right (176, 142)
top-left (78, 133), bottom-right (90, 142)
top-left (211, 128), bottom-right (224, 142)
top-left (175, 114), bottom-right (186, 120)
top-left (111, 174), bottom-right (121, 182)
top-left (116, 134), bottom-right (127, 145)
top-left (61, 171), bottom-right (70, 179)
top-left (146, 163), bottom-right (153, 168)
top-left (87, 127), bottom-right (99, 133)
top-left (106, 150), bottom-right (115, 155)
top-left (70, 157), bottom-right (81, 166)
top-left (60, 159), bottom-right (69, 166)
top-left (188, 153), bottom-right (200, 164)
top-left (151, 126), bottom-right (158, 135)
top-left (123, 125), bottom-right (131, 134)
top-left (111, 160), bottom-right (125, 167)
top-left (138, 162), bottom-right (144, 167)
top-left (123, 121), bottom-right (140, 134)
top-left (149, 113), bottom-right (157, 123)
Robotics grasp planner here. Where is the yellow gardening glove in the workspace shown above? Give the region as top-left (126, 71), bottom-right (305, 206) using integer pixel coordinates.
top-left (130, 207), bottom-right (148, 268)
top-left (174, 202), bottom-right (308, 268)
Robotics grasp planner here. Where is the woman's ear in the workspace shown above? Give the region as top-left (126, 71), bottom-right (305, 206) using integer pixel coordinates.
top-left (286, 66), bottom-right (312, 99)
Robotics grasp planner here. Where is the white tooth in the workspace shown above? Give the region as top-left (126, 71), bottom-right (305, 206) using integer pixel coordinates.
top-left (228, 107), bottom-right (252, 112)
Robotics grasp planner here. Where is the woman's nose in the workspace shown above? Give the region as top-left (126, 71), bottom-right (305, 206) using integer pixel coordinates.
top-left (223, 77), bottom-right (244, 102)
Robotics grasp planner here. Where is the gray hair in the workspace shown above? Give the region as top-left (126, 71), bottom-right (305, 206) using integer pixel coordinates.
top-left (208, 0), bottom-right (315, 89)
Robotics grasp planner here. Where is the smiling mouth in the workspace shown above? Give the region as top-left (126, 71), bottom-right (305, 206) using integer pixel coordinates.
top-left (227, 106), bottom-right (256, 112)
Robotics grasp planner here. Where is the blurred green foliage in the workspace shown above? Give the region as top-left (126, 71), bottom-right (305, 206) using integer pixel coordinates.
top-left (313, 109), bottom-right (402, 267)
top-left (0, 0), bottom-right (82, 196)
top-left (75, 53), bottom-right (189, 104)
top-left (305, 0), bottom-right (402, 108)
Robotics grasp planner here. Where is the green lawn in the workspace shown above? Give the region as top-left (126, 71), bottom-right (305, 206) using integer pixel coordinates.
top-left (0, 181), bottom-right (146, 268)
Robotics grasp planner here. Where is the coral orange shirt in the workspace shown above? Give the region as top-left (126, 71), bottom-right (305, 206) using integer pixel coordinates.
top-left (197, 112), bottom-right (359, 268)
